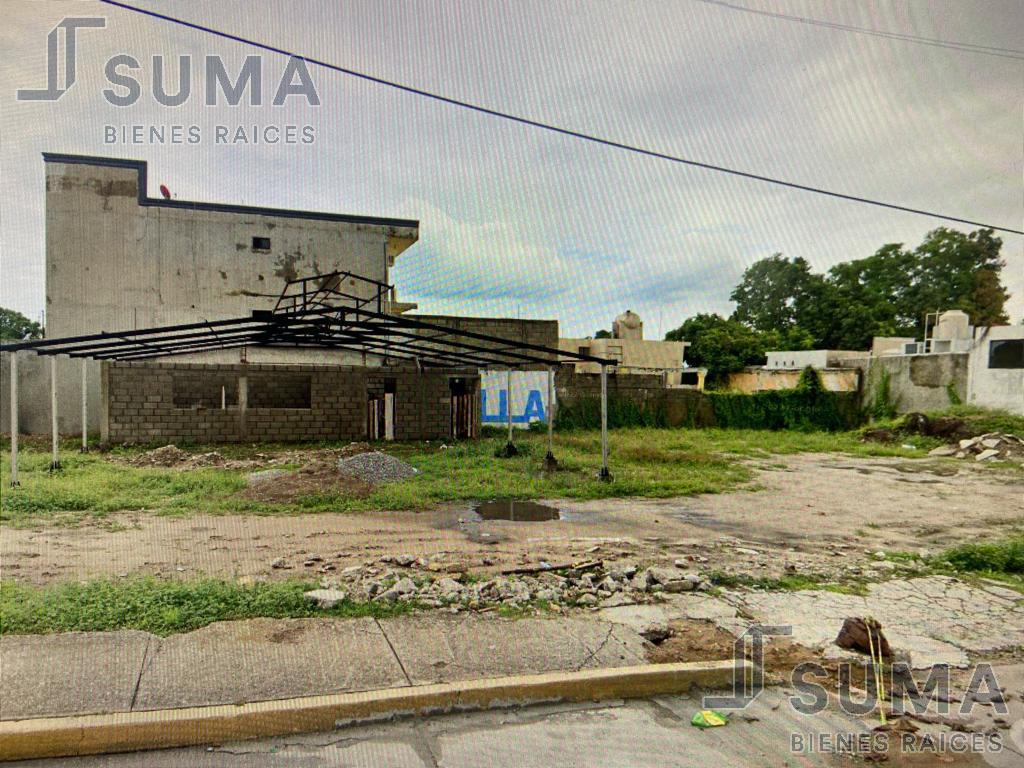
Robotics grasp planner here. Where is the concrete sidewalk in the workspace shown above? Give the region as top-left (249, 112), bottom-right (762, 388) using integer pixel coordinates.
top-left (0, 614), bottom-right (647, 721)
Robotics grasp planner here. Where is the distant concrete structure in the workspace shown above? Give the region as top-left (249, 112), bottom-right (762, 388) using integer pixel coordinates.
top-left (5, 153), bottom-right (421, 435)
top-left (611, 310), bottom-right (643, 340)
top-left (560, 311), bottom-right (703, 388)
top-left (765, 350), bottom-right (864, 370)
top-left (728, 367), bottom-right (860, 393)
top-left (872, 337), bottom-right (917, 357)
top-left (856, 311), bottom-right (1022, 415)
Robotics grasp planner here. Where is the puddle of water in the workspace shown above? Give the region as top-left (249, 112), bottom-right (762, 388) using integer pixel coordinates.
top-left (473, 499), bottom-right (561, 522)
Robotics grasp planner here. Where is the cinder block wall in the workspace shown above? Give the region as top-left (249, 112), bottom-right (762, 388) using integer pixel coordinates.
top-left (555, 369), bottom-right (713, 427)
top-left (411, 316), bottom-right (559, 369)
top-left (105, 362), bottom-right (478, 444)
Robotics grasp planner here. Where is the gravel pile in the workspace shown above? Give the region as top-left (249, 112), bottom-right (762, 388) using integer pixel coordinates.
top-left (337, 451), bottom-right (419, 483)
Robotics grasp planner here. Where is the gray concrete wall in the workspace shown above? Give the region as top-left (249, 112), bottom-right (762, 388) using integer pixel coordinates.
top-left (45, 158), bottom-right (417, 344)
top-left (858, 353), bottom-right (969, 414)
top-left (17, 155), bottom-right (420, 435)
top-left (412, 315), bottom-right (559, 369)
top-left (1, 351), bottom-right (103, 435)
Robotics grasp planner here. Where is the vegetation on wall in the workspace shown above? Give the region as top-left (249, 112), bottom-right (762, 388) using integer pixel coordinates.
top-left (946, 381), bottom-right (962, 406)
top-left (707, 367), bottom-right (861, 432)
top-left (555, 395), bottom-right (669, 430)
top-left (869, 368), bottom-right (897, 421)
top-left (556, 369), bottom-right (861, 432)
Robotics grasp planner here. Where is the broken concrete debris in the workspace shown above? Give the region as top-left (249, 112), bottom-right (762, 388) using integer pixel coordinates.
top-left (295, 558), bottom-right (714, 612)
top-left (929, 432), bottom-right (1024, 462)
top-left (302, 588), bottom-right (347, 609)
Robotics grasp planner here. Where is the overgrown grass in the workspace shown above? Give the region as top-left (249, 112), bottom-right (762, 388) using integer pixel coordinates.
top-left (888, 534), bottom-right (1024, 592)
top-left (706, 570), bottom-right (869, 595)
top-left (865, 406), bottom-right (1024, 440)
top-left (0, 577), bottom-right (414, 636)
top-left (930, 405), bottom-right (1024, 436)
top-left (0, 428), bottom-right (934, 525)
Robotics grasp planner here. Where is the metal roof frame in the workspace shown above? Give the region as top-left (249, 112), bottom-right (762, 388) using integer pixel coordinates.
top-left (0, 272), bottom-right (617, 369)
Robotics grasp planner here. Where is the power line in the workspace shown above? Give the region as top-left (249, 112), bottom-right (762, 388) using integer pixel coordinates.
top-left (693, 0), bottom-right (1024, 60)
top-left (97, 0), bottom-right (1024, 236)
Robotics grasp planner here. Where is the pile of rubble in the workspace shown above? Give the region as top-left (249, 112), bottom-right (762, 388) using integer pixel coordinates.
top-left (302, 558), bottom-right (712, 612)
top-left (929, 433), bottom-right (1024, 463)
top-left (127, 445), bottom-right (228, 469)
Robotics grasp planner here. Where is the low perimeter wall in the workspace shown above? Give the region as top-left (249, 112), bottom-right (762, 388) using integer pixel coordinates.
top-left (856, 353), bottom-right (969, 414)
top-left (555, 370), bottom-right (714, 428)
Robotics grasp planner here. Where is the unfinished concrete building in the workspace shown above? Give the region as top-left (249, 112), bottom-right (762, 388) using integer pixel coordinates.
top-left (3, 154), bottom-right (611, 449)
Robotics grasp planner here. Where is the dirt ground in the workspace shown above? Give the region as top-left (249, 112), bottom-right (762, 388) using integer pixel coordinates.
top-left (3, 452), bottom-right (1021, 587)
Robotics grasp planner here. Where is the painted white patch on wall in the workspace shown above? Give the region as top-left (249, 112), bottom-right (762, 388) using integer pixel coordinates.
top-left (480, 370), bottom-right (553, 428)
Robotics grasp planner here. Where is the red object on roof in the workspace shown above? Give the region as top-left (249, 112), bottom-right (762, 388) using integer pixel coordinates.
top-left (159, 184), bottom-right (171, 199)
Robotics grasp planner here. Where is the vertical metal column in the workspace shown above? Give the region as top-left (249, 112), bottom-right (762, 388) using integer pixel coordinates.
top-left (50, 356), bottom-right (60, 471)
top-left (506, 368), bottom-right (513, 444)
top-left (9, 352), bottom-right (18, 487)
top-left (238, 375), bottom-right (248, 441)
top-left (544, 366), bottom-right (557, 470)
top-left (500, 368), bottom-right (517, 457)
top-left (81, 359), bottom-right (88, 452)
top-left (599, 364), bottom-right (610, 480)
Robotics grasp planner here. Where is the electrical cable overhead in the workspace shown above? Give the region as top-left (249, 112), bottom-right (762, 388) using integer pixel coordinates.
top-left (97, 0), bottom-right (1024, 235)
top-left (693, 0), bottom-right (1024, 60)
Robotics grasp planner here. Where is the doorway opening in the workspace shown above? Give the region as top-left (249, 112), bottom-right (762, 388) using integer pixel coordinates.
top-left (450, 377), bottom-right (473, 439)
top-left (368, 378), bottom-right (396, 440)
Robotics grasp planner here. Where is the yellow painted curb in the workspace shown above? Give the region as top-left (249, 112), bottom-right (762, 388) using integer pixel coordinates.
top-left (0, 660), bottom-right (746, 761)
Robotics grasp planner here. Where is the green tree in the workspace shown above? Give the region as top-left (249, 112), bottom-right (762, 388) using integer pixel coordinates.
top-left (594, 329), bottom-right (611, 339)
top-left (730, 254), bottom-right (817, 332)
top-left (0, 307), bottom-right (42, 341)
top-left (907, 227), bottom-right (1008, 330)
top-left (731, 229), bottom-right (1010, 350)
top-left (819, 243), bottom-right (918, 349)
top-left (666, 314), bottom-right (811, 385)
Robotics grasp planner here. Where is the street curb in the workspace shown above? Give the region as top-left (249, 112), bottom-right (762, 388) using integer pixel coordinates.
top-left (0, 660), bottom-right (746, 761)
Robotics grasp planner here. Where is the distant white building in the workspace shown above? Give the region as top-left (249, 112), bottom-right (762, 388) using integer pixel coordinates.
top-left (967, 324), bottom-right (1024, 414)
top-left (765, 350), bottom-right (864, 370)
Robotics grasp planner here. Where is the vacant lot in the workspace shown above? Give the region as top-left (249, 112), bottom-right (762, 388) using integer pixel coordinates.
top-left (0, 428), bottom-right (935, 527)
top-left (1, 427), bottom-right (1020, 596)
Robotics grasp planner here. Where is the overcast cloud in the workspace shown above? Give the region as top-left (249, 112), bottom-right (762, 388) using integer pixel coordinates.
top-left (1, 0), bottom-right (1021, 338)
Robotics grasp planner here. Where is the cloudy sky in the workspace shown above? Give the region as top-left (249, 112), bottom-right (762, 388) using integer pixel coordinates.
top-left (2, 0), bottom-right (1021, 338)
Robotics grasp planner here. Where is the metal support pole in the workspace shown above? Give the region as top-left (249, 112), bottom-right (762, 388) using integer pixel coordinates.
top-left (9, 352), bottom-right (19, 487)
top-left (50, 355), bottom-right (61, 471)
top-left (238, 375), bottom-right (248, 441)
top-left (499, 368), bottom-right (517, 456)
top-left (599, 364), bottom-right (611, 481)
top-left (80, 358), bottom-right (88, 452)
top-left (544, 366), bottom-right (557, 470)
top-left (506, 368), bottom-right (513, 444)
